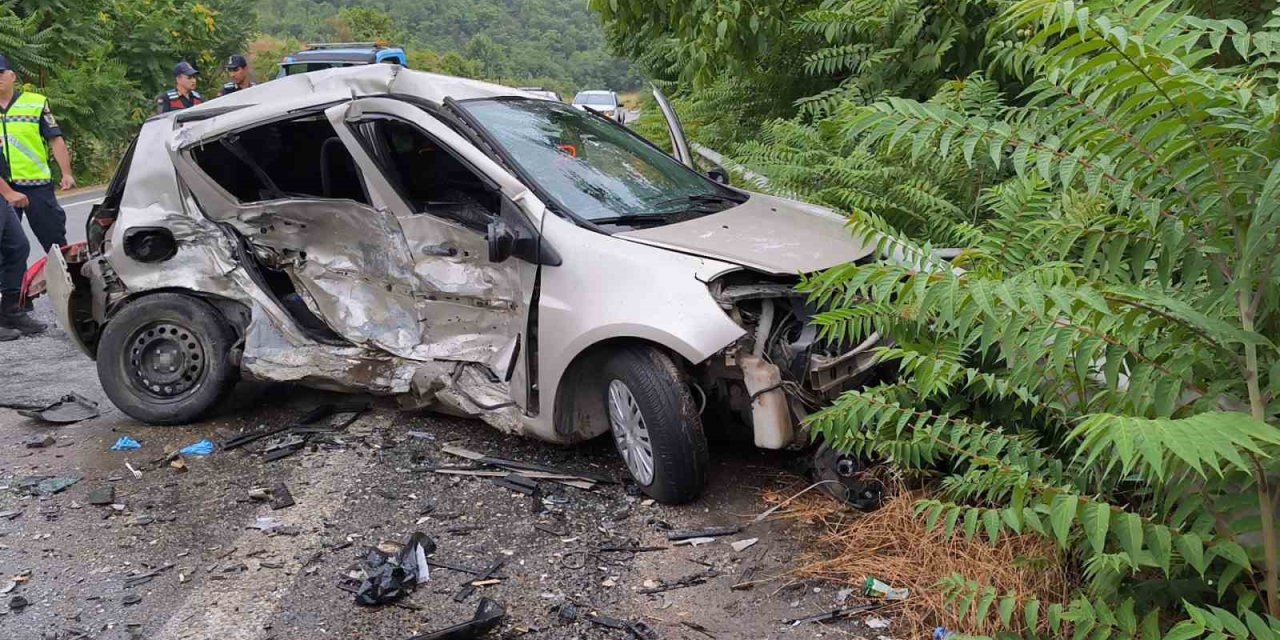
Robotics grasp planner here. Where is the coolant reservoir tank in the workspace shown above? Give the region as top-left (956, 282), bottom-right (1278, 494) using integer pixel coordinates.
top-left (739, 354), bottom-right (794, 449)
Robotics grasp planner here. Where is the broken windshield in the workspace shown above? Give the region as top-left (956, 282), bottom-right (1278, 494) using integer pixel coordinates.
top-left (457, 99), bottom-right (742, 227)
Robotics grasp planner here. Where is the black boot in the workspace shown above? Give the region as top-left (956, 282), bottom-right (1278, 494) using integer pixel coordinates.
top-left (0, 325), bottom-right (17, 341)
top-left (0, 293), bottom-right (46, 336)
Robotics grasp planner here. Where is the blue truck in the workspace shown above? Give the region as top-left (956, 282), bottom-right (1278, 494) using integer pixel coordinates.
top-left (277, 42), bottom-right (409, 78)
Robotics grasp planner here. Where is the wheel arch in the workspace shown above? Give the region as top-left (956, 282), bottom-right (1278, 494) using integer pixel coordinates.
top-left (551, 335), bottom-right (701, 444)
top-left (102, 288), bottom-right (251, 360)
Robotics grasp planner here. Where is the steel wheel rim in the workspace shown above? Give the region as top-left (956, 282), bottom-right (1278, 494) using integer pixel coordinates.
top-left (607, 379), bottom-right (655, 485)
top-left (125, 321), bottom-right (207, 403)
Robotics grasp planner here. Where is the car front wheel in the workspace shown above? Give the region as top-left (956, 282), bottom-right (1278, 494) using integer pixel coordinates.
top-left (601, 346), bottom-right (707, 504)
top-left (97, 293), bottom-right (238, 425)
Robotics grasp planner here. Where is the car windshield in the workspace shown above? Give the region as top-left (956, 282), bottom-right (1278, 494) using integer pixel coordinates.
top-left (575, 93), bottom-right (614, 106)
top-left (459, 99), bottom-right (738, 226)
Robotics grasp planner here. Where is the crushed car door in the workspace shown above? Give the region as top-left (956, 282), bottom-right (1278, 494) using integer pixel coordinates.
top-left (327, 97), bottom-right (534, 380)
top-left (651, 84), bottom-right (693, 168)
top-left (172, 107), bottom-right (430, 357)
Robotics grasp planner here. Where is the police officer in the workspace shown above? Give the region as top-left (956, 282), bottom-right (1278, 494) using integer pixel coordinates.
top-left (0, 55), bottom-right (46, 339)
top-left (0, 53), bottom-right (75, 257)
top-left (219, 55), bottom-right (254, 97)
top-left (156, 61), bottom-right (204, 114)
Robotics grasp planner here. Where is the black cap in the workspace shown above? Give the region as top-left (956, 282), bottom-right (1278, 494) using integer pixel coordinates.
top-left (225, 54), bottom-right (248, 70)
top-left (0, 54), bottom-right (10, 72)
top-left (174, 61), bottom-right (200, 77)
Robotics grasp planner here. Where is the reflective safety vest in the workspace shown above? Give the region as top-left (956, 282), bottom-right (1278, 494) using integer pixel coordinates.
top-left (0, 92), bottom-right (51, 185)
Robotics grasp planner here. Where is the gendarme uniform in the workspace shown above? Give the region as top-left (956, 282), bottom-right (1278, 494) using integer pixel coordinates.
top-left (219, 81), bottom-right (254, 97)
top-left (0, 91), bottom-right (57, 187)
top-left (156, 88), bottom-right (203, 114)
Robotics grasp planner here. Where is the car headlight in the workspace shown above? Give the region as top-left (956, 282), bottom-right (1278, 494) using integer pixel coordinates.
top-left (603, 110), bottom-right (615, 117)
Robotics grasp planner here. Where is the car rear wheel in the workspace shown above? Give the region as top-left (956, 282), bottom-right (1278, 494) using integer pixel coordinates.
top-left (97, 293), bottom-right (238, 425)
top-left (601, 346), bottom-right (707, 504)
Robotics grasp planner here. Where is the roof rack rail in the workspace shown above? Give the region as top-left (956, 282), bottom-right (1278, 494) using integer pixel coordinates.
top-left (304, 42), bottom-right (389, 50)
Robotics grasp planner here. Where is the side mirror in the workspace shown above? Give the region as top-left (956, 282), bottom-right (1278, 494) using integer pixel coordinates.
top-left (707, 167), bottom-right (731, 186)
top-left (487, 219), bottom-right (517, 263)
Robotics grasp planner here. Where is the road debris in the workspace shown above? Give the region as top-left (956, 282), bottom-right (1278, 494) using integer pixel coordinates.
top-left (0, 509), bottom-right (20, 520)
top-left (0, 580), bottom-right (15, 594)
top-left (24, 434), bottom-right (55, 448)
top-left (15, 393), bottom-right (100, 424)
top-left (111, 436), bottom-right (141, 451)
top-left (680, 621), bottom-right (716, 638)
top-left (864, 576), bottom-right (909, 600)
top-left (269, 482), bottom-right (295, 510)
top-left (125, 462), bottom-right (143, 479)
top-left (731, 543), bottom-right (770, 591)
top-left (636, 567), bottom-right (718, 595)
top-left (179, 439), bottom-right (215, 456)
top-left (672, 537), bottom-right (716, 547)
top-left (9, 595), bottom-right (29, 611)
top-left (866, 616), bottom-right (891, 629)
top-left (351, 532), bottom-right (434, 606)
top-left (453, 558), bottom-right (504, 602)
top-left (86, 486), bottom-right (115, 506)
top-left (729, 538), bottom-right (759, 552)
top-left (406, 597), bottom-right (506, 639)
top-left (784, 603), bottom-right (886, 626)
top-left (664, 525), bottom-right (742, 541)
top-left (439, 444), bottom-right (614, 489)
top-left (122, 593), bottom-right (142, 606)
top-left (123, 564), bottom-right (174, 588)
top-left (15, 475), bottom-right (80, 496)
top-left (587, 611), bottom-right (660, 639)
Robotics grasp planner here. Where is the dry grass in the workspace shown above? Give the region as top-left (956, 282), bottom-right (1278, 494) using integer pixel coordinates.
top-left (762, 487), bottom-right (1071, 636)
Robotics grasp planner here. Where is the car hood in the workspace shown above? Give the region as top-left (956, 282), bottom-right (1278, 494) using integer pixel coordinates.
top-left (616, 193), bottom-right (874, 275)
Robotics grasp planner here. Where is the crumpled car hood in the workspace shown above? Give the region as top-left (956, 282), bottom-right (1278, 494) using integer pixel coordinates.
top-left (615, 193), bottom-right (874, 275)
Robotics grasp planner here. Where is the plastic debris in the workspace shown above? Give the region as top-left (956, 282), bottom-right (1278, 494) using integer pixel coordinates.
top-left (354, 532), bottom-right (436, 606)
top-left (785, 603), bottom-right (883, 626)
top-left (179, 439), bottom-right (215, 457)
top-left (729, 538), bottom-right (759, 552)
top-left (15, 475), bottom-right (81, 496)
top-left (24, 434), bottom-right (55, 448)
top-left (864, 576), bottom-right (909, 600)
top-left (933, 627), bottom-right (954, 639)
top-left (665, 525), bottom-right (741, 541)
top-left (865, 616), bottom-right (891, 629)
top-left (111, 436), bottom-right (141, 451)
top-left (406, 597), bottom-right (505, 639)
top-left (16, 393), bottom-right (100, 424)
top-left (86, 486), bottom-right (115, 506)
top-left (9, 595), bottom-right (29, 611)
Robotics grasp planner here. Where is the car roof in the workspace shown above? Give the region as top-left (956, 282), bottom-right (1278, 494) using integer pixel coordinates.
top-left (574, 90), bottom-right (614, 96)
top-left (157, 65), bottom-right (542, 144)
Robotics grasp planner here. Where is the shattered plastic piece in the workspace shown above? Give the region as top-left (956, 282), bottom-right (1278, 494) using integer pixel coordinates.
top-left (179, 439), bottom-right (215, 457)
top-left (122, 594), bottom-right (141, 606)
top-left (665, 525), bottom-right (742, 541)
top-left (86, 486), bottom-right (115, 506)
top-left (865, 617), bottom-right (890, 629)
top-left (270, 482), bottom-right (295, 510)
top-left (587, 613), bottom-right (660, 640)
top-left (354, 532), bottom-right (436, 606)
top-left (16, 475), bottom-right (80, 496)
top-left (125, 462), bottom-right (143, 479)
top-left (453, 558), bottom-right (504, 603)
top-left (111, 437), bottom-right (141, 451)
top-left (672, 537), bottom-right (716, 547)
top-left (785, 603), bottom-right (881, 626)
top-left (933, 627), bottom-right (954, 639)
top-left (406, 597), bottom-right (506, 639)
top-left (0, 510), bottom-right (20, 520)
top-left (9, 595), bottom-right (29, 611)
top-left (729, 538), bottom-right (759, 552)
top-left (16, 393), bottom-right (100, 424)
top-left (863, 577), bottom-right (909, 600)
top-left (24, 434), bottom-right (55, 448)
top-left (0, 580), bottom-right (15, 594)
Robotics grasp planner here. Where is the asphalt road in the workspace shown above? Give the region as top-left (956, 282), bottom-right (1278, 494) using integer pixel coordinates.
top-left (22, 186), bottom-right (106, 267)
top-left (0, 303), bottom-right (878, 639)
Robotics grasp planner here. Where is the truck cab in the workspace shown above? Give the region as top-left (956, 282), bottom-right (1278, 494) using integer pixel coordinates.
top-left (277, 42), bottom-right (409, 78)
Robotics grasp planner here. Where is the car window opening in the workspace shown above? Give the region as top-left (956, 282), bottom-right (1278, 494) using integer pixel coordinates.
top-left (192, 115), bottom-right (369, 205)
top-left (356, 116), bottom-right (500, 233)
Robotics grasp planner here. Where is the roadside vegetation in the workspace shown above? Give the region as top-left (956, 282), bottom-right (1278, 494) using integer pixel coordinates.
top-left (0, 0), bottom-right (636, 183)
top-left (596, 0), bottom-right (1280, 636)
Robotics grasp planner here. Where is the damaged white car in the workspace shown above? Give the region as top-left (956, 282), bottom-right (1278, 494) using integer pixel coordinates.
top-left (26, 66), bottom-right (882, 504)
